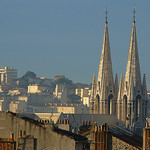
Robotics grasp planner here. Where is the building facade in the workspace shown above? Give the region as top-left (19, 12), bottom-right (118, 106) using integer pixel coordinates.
top-left (0, 66), bottom-right (17, 84)
top-left (90, 9), bottom-right (148, 133)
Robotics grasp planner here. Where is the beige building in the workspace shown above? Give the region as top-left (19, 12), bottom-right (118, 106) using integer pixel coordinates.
top-left (53, 84), bottom-right (68, 103)
top-left (9, 100), bottom-right (27, 113)
top-left (0, 97), bottom-right (10, 111)
top-left (28, 84), bottom-right (48, 93)
top-left (147, 90), bottom-right (150, 100)
top-left (51, 103), bottom-right (90, 114)
top-left (0, 66), bottom-right (17, 84)
top-left (0, 111), bottom-right (89, 150)
top-left (82, 96), bottom-right (90, 107)
top-left (8, 88), bottom-right (27, 96)
top-left (35, 112), bottom-right (61, 123)
top-left (54, 75), bottom-right (65, 81)
top-left (76, 87), bottom-right (91, 102)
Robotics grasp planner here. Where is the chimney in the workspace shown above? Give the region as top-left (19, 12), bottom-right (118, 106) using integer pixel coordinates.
top-left (23, 131), bottom-right (26, 136)
top-left (85, 120), bottom-right (88, 125)
top-left (64, 120), bottom-right (67, 124)
top-left (59, 120), bottom-right (61, 124)
top-left (82, 120), bottom-right (85, 125)
top-left (19, 130), bottom-right (22, 138)
top-left (89, 121), bottom-right (91, 126)
top-left (10, 133), bottom-right (14, 141)
top-left (95, 125), bottom-right (98, 132)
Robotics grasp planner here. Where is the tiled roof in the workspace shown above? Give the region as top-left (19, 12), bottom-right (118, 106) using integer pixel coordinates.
top-left (53, 127), bottom-right (88, 142)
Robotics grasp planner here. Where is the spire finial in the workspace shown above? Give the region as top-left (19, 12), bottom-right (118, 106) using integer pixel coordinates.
top-left (133, 6), bottom-right (136, 23)
top-left (105, 6), bottom-right (108, 24)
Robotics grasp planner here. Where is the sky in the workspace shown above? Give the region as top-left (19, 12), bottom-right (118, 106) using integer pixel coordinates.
top-left (0, 0), bottom-right (149, 88)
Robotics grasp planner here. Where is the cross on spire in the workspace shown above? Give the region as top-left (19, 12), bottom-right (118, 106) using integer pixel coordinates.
top-left (133, 6), bottom-right (136, 23)
top-left (105, 7), bottom-right (108, 24)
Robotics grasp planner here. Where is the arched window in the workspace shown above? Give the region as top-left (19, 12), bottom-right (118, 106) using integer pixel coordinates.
top-left (108, 94), bottom-right (113, 114)
top-left (123, 95), bottom-right (127, 121)
top-left (136, 94), bottom-right (141, 120)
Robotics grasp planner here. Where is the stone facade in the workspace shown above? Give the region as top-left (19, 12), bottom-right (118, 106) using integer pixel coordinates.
top-left (79, 124), bottom-right (142, 150)
top-left (90, 9), bottom-right (148, 134)
top-left (112, 136), bottom-right (140, 150)
top-left (0, 111), bottom-right (89, 150)
top-left (117, 10), bottom-right (148, 133)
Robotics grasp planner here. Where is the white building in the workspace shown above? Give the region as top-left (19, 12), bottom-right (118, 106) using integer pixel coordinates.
top-left (28, 84), bottom-right (48, 93)
top-left (0, 66), bottom-right (17, 84)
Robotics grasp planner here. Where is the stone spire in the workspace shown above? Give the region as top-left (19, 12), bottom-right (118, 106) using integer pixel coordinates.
top-left (117, 74), bottom-right (124, 120)
top-left (114, 74), bottom-right (119, 99)
top-left (124, 7), bottom-right (141, 90)
top-left (117, 74), bottom-right (124, 100)
top-left (97, 10), bottom-right (114, 96)
top-left (128, 75), bottom-right (134, 100)
top-left (100, 74), bottom-right (106, 100)
top-left (91, 73), bottom-right (97, 100)
top-left (142, 74), bottom-right (147, 100)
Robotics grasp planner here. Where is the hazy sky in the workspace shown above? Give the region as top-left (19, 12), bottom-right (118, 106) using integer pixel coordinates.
top-left (0, 1), bottom-right (149, 88)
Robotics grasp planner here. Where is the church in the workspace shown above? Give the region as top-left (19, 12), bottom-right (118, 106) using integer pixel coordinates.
top-left (90, 8), bottom-right (148, 134)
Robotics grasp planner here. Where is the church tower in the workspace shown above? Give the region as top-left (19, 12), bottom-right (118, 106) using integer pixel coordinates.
top-left (117, 8), bottom-right (148, 132)
top-left (90, 10), bottom-right (115, 115)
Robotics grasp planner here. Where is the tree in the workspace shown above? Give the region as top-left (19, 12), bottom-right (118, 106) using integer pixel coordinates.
top-left (21, 71), bottom-right (36, 80)
top-left (18, 71), bottom-right (37, 89)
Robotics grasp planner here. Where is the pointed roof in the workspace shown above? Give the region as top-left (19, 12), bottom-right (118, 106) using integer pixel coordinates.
top-left (118, 74), bottom-right (124, 100)
top-left (91, 73), bottom-right (97, 100)
top-left (142, 74), bottom-right (148, 100)
top-left (100, 74), bottom-right (106, 100)
top-left (97, 11), bottom-right (114, 93)
top-left (115, 74), bottom-right (119, 98)
top-left (128, 75), bottom-right (134, 100)
top-left (124, 8), bottom-right (141, 89)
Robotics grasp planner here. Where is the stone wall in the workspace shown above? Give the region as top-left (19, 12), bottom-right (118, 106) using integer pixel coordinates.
top-left (112, 136), bottom-right (140, 150)
top-left (0, 112), bottom-right (85, 150)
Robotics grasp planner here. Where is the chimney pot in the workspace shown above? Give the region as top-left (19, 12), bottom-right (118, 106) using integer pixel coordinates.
top-left (23, 131), bottom-right (26, 136)
top-left (10, 133), bottom-right (14, 140)
top-left (19, 130), bottom-right (22, 138)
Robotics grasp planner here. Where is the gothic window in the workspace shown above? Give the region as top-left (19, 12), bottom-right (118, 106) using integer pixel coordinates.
top-left (123, 95), bottom-right (127, 121)
top-left (136, 94), bottom-right (141, 120)
top-left (108, 94), bottom-right (113, 114)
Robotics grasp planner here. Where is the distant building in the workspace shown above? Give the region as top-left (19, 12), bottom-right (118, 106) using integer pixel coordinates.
top-left (76, 87), bottom-right (91, 101)
top-left (54, 75), bottom-right (65, 81)
top-left (51, 103), bottom-right (89, 114)
top-left (9, 100), bottom-right (27, 113)
top-left (53, 84), bottom-right (67, 103)
top-left (0, 97), bottom-right (10, 111)
top-left (17, 95), bottom-right (28, 102)
top-left (8, 88), bottom-right (27, 96)
top-left (83, 96), bottom-right (90, 107)
top-left (28, 84), bottom-right (48, 93)
top-left (143, 117), bottom-right (150, 150)
top-left (57, 113), bottom-right (118, 133)
top-left (76, 87), bottom-right (91, 107)
top-left (35, 112), bottom-right (61, 123)
top-left (147, 90), bottom-right (150, 100)
top-left (0, 66), bottom-right (17, 84)
top-left (27, 93), bottom-right (52, 106)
